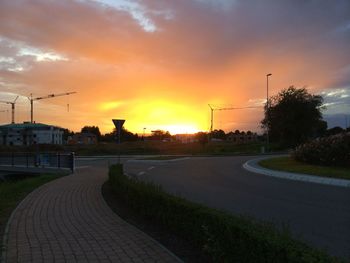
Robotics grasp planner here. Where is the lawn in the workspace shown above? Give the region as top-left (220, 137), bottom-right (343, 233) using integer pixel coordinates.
top-left (259, 156), bottom-right (350, 180)
top-left (0, 174), bottom-right (62, 251)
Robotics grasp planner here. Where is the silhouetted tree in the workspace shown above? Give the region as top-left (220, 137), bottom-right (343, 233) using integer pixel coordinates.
top-left (195, 132), bottom-right (208, 146)
top-left (326, 126), bottom-right (344, 136)
top-left (261, 86), bottom-right (325, 147)
top-left (101, 127), bottom-right (138, 142)
top-left (62, 129), bottom-right (74, 141)
top-left (81, 126), bottom-right (101, 139)
top-left (315, 120), bottom-right (328, 137)
top-left (210, 129), bottom-right (226, 140)
top-left (149, 130), bottom-right (171, 141)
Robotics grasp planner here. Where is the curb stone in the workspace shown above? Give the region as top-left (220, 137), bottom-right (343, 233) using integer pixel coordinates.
top-left (243, 156), bottom-right (350, 188)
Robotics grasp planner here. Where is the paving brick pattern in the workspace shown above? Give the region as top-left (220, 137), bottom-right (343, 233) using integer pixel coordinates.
top-left (3, 165), bottom-right (180, 263)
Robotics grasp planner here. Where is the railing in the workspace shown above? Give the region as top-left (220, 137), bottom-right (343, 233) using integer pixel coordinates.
top-left (0, 152), bottom-right (75, 172)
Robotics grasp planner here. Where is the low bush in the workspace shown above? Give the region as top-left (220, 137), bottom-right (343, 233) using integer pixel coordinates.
top-left (293, 132), bottom-right (350, 167)
top-left (109, 164), bottom-right (337, 262)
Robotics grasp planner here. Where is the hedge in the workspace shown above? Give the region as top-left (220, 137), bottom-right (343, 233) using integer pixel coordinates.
top-left (293, 132), bottom-right (350, 167)
top-left (108, 164), bottom-right (338, 263)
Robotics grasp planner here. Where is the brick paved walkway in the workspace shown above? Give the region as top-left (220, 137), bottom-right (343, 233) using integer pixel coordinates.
top-left (2, 164), bottom-right (180, 263)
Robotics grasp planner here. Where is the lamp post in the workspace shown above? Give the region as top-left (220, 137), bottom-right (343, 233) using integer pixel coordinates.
top-left (266, 73), bottom-right (272, 152)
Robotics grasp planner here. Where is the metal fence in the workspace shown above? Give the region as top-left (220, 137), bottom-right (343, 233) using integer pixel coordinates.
top-left (0, 152), bottom-right (75, 172)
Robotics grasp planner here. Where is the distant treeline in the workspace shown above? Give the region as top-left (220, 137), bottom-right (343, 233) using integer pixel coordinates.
top-left (63, 124), bottom-right (349, 144)
top-left (63, 126), bottom-right (262, 143)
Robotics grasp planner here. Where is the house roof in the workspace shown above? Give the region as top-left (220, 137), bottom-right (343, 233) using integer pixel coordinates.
top-left (0, 122), bottom-right (62, 130)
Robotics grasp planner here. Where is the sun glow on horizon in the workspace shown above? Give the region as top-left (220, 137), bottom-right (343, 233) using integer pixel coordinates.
top-left (151, 124), bottom-right (202, 135)
top-left (99, 100), bottom-right (208, 134)
top-left (2, 1), bottom-right (348, 132)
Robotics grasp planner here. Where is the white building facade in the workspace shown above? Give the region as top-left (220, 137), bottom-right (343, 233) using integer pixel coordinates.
top-left (0, 122), bottom-right (63, 146)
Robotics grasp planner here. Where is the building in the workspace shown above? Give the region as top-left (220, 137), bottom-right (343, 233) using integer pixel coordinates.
top-left (68, 132), bottom-right (97, 145)
top-left (174, 134), bottom-right (197, 143)
top-left (0, 122), bottom-right (64, 146)
top-left (226, 131), bottom-right (258, 144)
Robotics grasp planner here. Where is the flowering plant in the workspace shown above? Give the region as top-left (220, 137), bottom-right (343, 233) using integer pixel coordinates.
top-left (293, 132), bottom-right (350, 167)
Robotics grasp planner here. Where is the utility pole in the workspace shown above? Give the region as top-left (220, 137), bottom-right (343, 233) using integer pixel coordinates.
top-left (266, 73), bottom-right (272, 152)
top-left (208, 104), bottom-right (214, 133)
top-left (0, 96), bottom-right (19, 124)
top-left (28, 92), bottom-right (76, 123)
top-left (143, 127), bottom-right (146, 140)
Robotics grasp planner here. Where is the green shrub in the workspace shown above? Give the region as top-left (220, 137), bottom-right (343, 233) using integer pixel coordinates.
top-left (109, 164), bottom-right (338, 262)
top-left (293, 132), bottom-right (350, 167)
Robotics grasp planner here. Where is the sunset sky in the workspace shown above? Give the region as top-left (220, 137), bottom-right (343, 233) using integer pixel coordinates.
top-left (0, 0), bottom-right (349, 134)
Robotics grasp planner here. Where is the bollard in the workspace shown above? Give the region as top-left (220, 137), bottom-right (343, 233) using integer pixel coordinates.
top-left (70, 152), bottom-right (75, 173)
top-left (57, 153), bottom-right (61, 168)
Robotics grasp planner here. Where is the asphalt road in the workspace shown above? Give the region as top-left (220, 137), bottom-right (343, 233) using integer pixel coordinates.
top-left (121, 156), bottom-right (350, 259)
top-left (75, 156), bottom-right (350, 259)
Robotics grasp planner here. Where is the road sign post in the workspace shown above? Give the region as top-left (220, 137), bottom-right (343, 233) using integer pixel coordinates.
top-left (112, 119), bottom-right (125, 163)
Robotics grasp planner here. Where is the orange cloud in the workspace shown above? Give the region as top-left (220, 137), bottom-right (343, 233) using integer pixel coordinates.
top-left (0, 0), bottom-right (349, 132)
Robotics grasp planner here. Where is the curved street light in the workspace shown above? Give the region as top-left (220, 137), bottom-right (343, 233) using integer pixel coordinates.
top-left (266, 73), bottom-right (272, 152)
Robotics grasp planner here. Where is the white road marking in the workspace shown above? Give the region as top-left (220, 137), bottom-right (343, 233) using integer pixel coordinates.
top-left (138, 171), bottom-right (145, 176)
top-left (148, 166), bottom-right (155, 170)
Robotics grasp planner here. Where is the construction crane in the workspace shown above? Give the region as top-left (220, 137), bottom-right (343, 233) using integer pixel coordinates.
top-left (208, 104), bottom-right (262, 133)
top-left (28, 92), bottom-right (77, 123)
top-left (0, 96), bottom-right (19, 124)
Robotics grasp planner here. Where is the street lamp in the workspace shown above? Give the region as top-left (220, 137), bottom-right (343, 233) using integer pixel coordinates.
top-left (143, 127), bottom-right (146, 141)
top-left (266, 73), bottom-right (272, 152)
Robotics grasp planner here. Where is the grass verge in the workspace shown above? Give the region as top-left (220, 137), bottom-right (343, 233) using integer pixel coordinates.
top-left (102, 182), bottom-right (210, 262)
top-left (108, 164), bottom-right (340, 262)
top-left (259, 156), bottom-right (350, 180)
top-left (0, 174), bottom-right (63, 252)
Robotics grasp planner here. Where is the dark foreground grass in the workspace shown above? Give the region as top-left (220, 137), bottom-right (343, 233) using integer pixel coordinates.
top-left (0, 174), bottom-right (62, 249)
top-left (138, 156), bottom-right (187, 161)
top-left (259, 156), bottom-right (350, 180)
top-left (108, 164), bottom-right (341, 263)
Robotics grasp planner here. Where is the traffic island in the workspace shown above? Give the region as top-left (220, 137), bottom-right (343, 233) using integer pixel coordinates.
top-left (244, 156), bottom-right (350, 188)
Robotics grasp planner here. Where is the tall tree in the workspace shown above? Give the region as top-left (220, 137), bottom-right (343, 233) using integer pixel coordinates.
top-left (261, 86), bottom-right (326, 147)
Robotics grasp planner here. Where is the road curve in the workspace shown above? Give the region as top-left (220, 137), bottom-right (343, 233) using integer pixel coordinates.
top-left (125, 156), bottom-right (350, 259)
